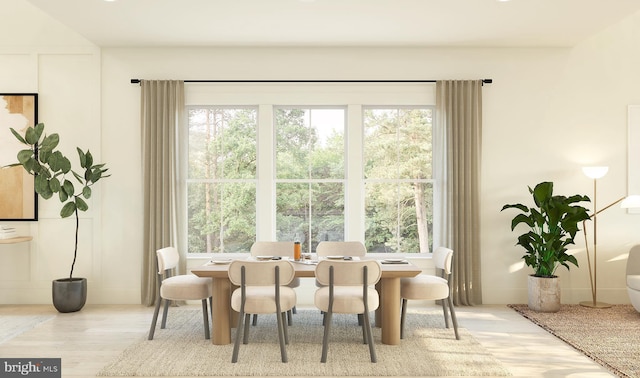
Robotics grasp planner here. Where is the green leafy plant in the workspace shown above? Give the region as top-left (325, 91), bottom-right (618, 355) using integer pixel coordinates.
top-left (8, 123), bottom-right (110, 281)
top-left (501, 181), bottom-right (591, 277)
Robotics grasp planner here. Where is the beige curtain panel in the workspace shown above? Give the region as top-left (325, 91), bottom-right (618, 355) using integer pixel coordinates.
top-left (436, 80), bottom-right (483, 306)
top-left (140, 80), bottom-right (185, 306)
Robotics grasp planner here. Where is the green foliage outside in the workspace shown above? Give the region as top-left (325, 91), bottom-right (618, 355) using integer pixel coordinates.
top-left (187, 108), bottom-right (257, 253)
top-left (364, 109), bottom-right (433, 253)
top-left (186, 106), bottom-right (434, 254)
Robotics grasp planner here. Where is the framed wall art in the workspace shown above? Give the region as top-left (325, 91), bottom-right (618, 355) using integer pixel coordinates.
top-left (0, 93), bottom-right (38, 221)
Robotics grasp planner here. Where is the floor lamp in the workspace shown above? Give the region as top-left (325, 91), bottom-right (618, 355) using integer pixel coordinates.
top-left (580, 166), bottom-right (611, 308)
top-left (580, 166), bottom-right (640, 308)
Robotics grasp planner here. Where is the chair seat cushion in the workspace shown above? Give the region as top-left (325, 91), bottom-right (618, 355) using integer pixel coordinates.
top-left (314, 286), bottom-right (379, 314)
top-left (161, 275), bottom-right (212, 300)
top-left (627, 275), bottom-right (640, 290)
top-left (401, 274), bottom-right (449, 300)
top-left (231, 286), bottom-right (297, 314)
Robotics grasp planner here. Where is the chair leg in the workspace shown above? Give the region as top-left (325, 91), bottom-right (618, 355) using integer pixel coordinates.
top-left (441, 298), bottom-right (451, 328)
top-left (447, 295), bottom-right (460, 340)
top-left (361, 314), bottom-right (367, 344)
top-left (362, 309), bottom-right (377, 363)
top-left (209, 297), bottom-right (213, 321)
top-left (276, 310), bottom-right (288, 362)
top-left (232, 308), bottom-right (245, 363)
top-left (252, 314), bottom-right (258, 326)
top-left (201, 299), bottom-right (210, 340)
top-left (292, 306), bottom-right (297, 314)
top-left (321, 311), bottom-right (333, 363)
top-left (400, 298), bottom-right (407, 339)
top-left (148, 297), bottom-right (163, 340)
top-left (287, 310), bottom-right (293, 326)
top-left (281, 312), bottom-right (290, 344)
top-left (160, 299), bottom-right (170, 329)
top-left (357, 313), bottom-right (363, 326)
top-left (243, 314), bottom-right (251, 344)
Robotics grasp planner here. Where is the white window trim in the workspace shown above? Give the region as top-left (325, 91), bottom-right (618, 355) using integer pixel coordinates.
top-left (184, 83), bottom-right (436, 257)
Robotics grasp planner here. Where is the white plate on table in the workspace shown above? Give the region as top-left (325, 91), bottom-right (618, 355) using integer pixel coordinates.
top-left (210, 258), bottom-right (232, 265)
top-left (326, 255), bottom-right (345, 260)
top-left (256, 255), bottom-right (274, 261)
top-left (383, 258), bottom-right (406, 263)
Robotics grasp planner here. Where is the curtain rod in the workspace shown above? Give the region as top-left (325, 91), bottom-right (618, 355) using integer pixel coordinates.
top-left (130, 79), bottom-right (493, 85)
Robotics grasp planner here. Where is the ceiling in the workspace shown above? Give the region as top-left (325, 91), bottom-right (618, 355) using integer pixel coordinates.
top-left (25, 0), bottom-right (640, 48)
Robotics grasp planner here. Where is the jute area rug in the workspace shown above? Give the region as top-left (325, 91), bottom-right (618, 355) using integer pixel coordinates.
top-left (509, 304), bottom-right (640, 378)
top-left (98, 307), bottom-right (510, 377)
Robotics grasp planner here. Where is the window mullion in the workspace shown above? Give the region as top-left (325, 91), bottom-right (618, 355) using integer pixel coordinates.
top-left (346, 104), bottom-right (364, 240)
top-left (257, 104), bottom-right (274, 240)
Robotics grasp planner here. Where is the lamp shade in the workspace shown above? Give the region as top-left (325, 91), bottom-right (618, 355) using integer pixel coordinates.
top-left (582, 166), bottom-right (609, 179)
top-left (621, 195), bottom-right (640, 209)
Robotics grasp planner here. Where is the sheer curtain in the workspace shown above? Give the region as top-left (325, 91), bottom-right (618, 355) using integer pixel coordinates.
top-left (140, 80), bottom-right (186, 306)
top-left (435, 80), bottom-right (483, 306)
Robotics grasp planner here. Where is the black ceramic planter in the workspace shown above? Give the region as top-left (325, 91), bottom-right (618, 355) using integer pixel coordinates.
top-left (52, 277), bottom-right (87, 313)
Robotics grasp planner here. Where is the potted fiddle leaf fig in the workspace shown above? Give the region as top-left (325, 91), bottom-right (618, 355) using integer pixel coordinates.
top-left (501, 181), bottom-right (590, 312)
top-left (8, 123), bottom-right (110, 312)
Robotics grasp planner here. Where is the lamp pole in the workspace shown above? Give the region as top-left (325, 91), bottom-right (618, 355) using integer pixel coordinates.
top-left (580, 166), bottom-right (611, 309)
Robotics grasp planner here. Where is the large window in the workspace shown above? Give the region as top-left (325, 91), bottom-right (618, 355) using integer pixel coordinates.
top-left (186, 107), bottom-right (257, 253)
top-left (185, 84), bottom-right (436, 255)
top-left (363, 108), bottom-right (434, 253)
top-left (275, 107), bottom-right (345, 253)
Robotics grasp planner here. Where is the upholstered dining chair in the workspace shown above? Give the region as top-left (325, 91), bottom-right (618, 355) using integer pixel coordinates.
top-left (315, 241), bottom-right (367, 286)
top-left (148, 246), bottom-right (213, 340)
top-left (249, 241), bottom-right (300, 325)
top-left (314, 259), bottom-right (382, 363)
top-left (228, 259), bottom-right (297, 363)
top-left (400, 246), bottom-right (459, 340)
top-left (315, 241), bottom-right (369, 325)
top-left (627, 244), bottom-right (640, 312)
top-left (316, 241), bottom-right (367, 258)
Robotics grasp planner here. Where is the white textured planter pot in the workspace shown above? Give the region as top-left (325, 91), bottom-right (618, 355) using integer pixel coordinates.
top-left (528, 275), bottom-right (560, 313)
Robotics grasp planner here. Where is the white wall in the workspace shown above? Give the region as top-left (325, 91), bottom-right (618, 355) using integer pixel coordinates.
top-left (0, 0), bottom-right (105, 303)
top-left (2, 0), bottom-right (640, 306)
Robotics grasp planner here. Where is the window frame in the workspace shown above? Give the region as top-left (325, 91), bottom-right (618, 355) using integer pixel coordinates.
top-left (274, 105), bottom-right (348, 252)
top-left (362, 105), bottom-right (436, 253)
top-left (183, 83), bottom-right (437, 257)
top-left (185, 105), bottom-right (259, 254)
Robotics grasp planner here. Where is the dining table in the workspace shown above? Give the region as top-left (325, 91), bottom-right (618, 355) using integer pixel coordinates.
top-left (191, 256), bottom-right (421, 346)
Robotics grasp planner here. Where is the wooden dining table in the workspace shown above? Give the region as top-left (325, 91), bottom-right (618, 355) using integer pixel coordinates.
top-left (191, 257), bottom-right (421, 346)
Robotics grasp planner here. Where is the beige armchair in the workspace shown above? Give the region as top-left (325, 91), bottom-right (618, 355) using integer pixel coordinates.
top-left (316, 241), bottom-right (367, 258)
top-left (627, 245), bottom-right (640, 312)
top-left (314, 259), bottom-right (382, 363)
top-left (249, 241), bottom-right (300, 325)
top-left (148, 247), bottom-right (213, 340)
top-left (228, 259), bottom-right (297, 363)
top-left (315, 241), bottom-right (367, 287)
top-left (315, 241), bottom-right (369, 325)
top-left (400, 246), bottom-right (459, 340)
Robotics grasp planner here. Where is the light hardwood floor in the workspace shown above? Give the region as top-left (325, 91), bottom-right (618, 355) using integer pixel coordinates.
top-left (0, 304), bottom-right (615, 378)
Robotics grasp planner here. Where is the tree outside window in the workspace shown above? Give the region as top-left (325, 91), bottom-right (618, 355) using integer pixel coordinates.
top-left (187, 107), bottom-right (257, 253)
top-left (275, 107), bottom-right (345, 253)
top-left (185, 104), bottom-right (434, 254)
top-left (364, 108), bottom-right (434, 253)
